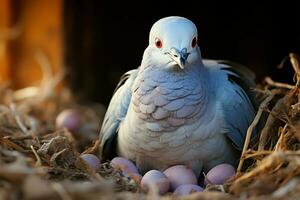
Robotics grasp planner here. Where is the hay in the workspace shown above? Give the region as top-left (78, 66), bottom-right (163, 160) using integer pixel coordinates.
top-left (1, 53), bottom-right (300, 199)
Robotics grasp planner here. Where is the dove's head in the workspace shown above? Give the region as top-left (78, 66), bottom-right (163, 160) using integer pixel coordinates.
top-left (143, 16), bottom-right (202, 70)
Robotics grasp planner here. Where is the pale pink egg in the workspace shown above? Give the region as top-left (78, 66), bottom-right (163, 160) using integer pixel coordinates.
top-left (80, 154), bottom-right (101, 171)
top-left (174, 184), bottom-right (203, 196)
top-left (110, 157), bottom-right (139, 176)
top-left (204, 163), bottom-right (236, 185)
top-left (141, 170), bottom-right (170, 195)
top-left (163, 165), bottom-right (197, 191)
top-left (56, 109), bottom-right (81, 132)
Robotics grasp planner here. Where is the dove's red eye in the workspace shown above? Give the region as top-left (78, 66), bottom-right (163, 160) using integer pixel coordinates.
top-left (155, 38), bottom-right (163, 48)
top-left (192, 37), bottom-right (197, 48)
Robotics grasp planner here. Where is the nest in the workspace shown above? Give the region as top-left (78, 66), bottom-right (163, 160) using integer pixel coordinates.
top-left (1, 53), bottom-right (300, 200)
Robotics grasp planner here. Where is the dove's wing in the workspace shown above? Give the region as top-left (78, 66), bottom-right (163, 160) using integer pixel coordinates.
top-left (204, 60), bottom-right (256, 150)
top-left (99, 69), bottom-right (138, 161)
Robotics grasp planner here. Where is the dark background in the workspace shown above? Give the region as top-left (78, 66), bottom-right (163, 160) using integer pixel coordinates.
top-left (64, 1), bottom-right (300, 105)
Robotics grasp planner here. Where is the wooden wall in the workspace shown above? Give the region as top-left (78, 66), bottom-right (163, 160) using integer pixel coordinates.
top-left (0, 0), bottom-right (11, 84)
top-left (0, 0), bottom-right (62, 88)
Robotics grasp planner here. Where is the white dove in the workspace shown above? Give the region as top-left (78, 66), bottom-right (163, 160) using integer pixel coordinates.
top-left (99, 16), bottom-right (256, 176)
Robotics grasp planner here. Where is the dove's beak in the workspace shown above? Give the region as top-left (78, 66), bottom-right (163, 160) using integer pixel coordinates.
top-left (169, 48), bottom-right (189, 69)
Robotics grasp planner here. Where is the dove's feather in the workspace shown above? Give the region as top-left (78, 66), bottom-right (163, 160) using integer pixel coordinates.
top-left (99, 69), bottom-right (138, 161)
top-left (203, 60), bottom-right (256, 150)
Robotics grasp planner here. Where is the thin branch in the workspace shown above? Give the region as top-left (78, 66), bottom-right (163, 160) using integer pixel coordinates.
top-left (35, 50), bottom-right (65, 100)
top-left (242, 150), bottom-right (273, 160)
top-left (0, 137), bottom-right (27, 152)
top-left (264, 76), bottom-right (294, 90)
top-left (237, 91), bottom-right (275, 173)
top-left (35, 50), bottom-right (52, 81)
top-left (289, 53), bottom-right (300, 88)
top-left (9, 103), bottom-right (29, 135)
top-left (257, 89), bottom-right (294, 151)
top-left (274, 124), bottom-right (288, 151)
top-left (30, 145), bottom-right (42, 166)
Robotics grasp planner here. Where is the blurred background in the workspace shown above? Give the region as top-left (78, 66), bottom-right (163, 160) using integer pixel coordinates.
top-left (1, 0), bottom-right (300, 106)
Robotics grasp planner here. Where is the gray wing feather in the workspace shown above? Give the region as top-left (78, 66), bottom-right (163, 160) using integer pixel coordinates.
top-left (221, 81), bottom-right (255, 149)
top-left (218, 61), bottom-right (256, 150)
top-left (99, 69), bottom-right (138, 161)
top-left (204, 60), bottom-right (256, 150)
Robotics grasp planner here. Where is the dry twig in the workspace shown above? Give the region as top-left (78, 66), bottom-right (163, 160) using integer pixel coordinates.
top-left (9, 103), bottom-right (29, 135)
top-left (237, 90), bottom-right (275, 173)
top-left (30, 145), bottom-right (42, 166)
top-left (264, 76), bottom-right (294, 90)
